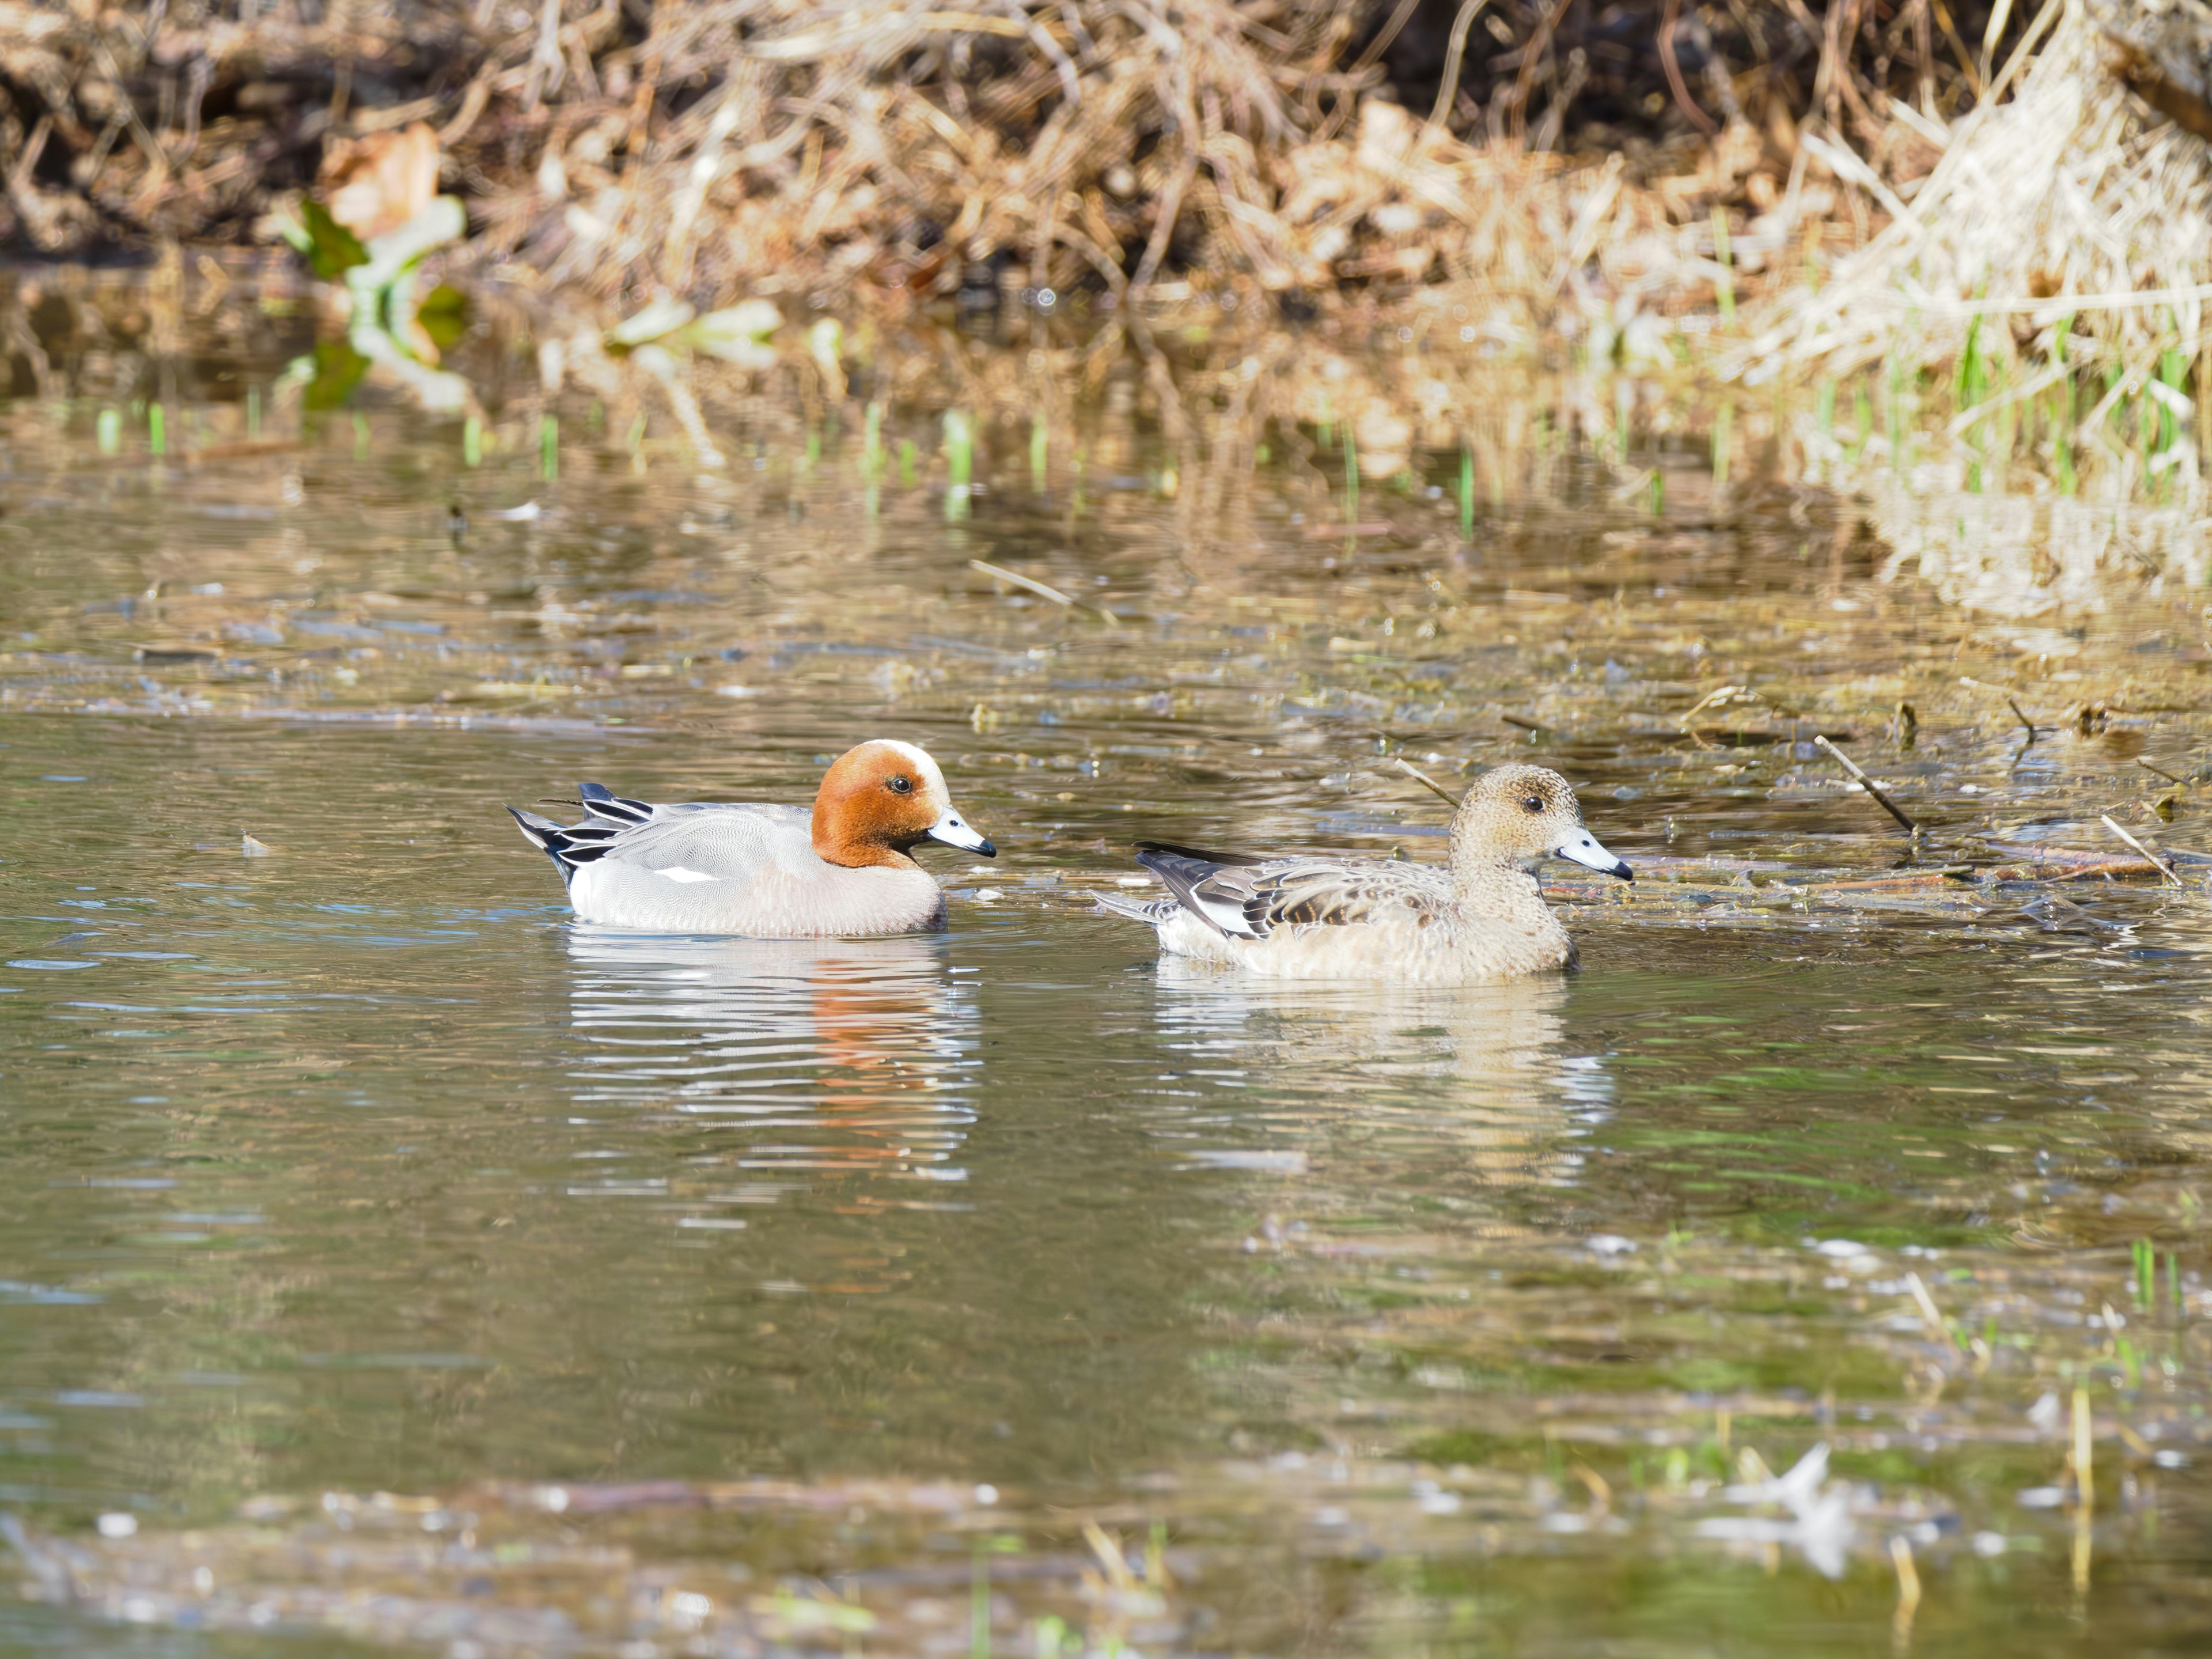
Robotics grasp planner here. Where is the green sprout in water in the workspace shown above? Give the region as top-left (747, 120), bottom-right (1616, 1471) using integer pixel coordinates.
top-left (2051, 313), bottom-right (2076, 494)
top-left (539, 413), bottom-right (559, 481)
top-left (148, 402), bottom-right (166, 457)
top-left (1957, 312), bottom-right (1988, 493)
top-left (96, 408), bottom-right (120, 456)
top-left (945, 410), bottom-right (974, 521)
top-left (1459, 446), bottom-right (1475, 539)
top-left (463, 413), bottom-right (483, 467)
top-left (863, 400), bottom-right (886, 478)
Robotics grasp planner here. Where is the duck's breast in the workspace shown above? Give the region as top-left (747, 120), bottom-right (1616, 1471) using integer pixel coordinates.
top-left (569, 804), bottom-right (945, 937)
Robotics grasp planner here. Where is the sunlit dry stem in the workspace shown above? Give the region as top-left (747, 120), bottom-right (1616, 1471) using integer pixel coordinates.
top-left (1904, 1270), bottom-right (1953, 1347)
top-left (1812, 735), bottom-right (1919, 835)
top-left (2071, 1383), bottom-right (2095, 1603)
top-left (2099, 813), bottom-right (2183, 885)
top-left (1395, 756), bottom-right (1462, 808)
top-left (968, 558), bottom-right (1119, 626)
top-left (1890, 1535), bottom-right (1921, 1647)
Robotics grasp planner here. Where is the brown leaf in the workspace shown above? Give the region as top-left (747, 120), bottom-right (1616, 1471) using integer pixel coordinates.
top-left (319, 122), bottom-right (440, 242)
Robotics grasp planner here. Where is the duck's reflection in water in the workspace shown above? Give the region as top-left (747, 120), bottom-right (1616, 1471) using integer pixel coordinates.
top-left (560, 928), bottom-right (980, 1191)
top-left (1148, 957), bottom-right (1612, 1195)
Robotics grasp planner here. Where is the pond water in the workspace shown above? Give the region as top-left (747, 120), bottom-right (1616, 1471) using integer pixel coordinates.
top-left (5, 300), bottom-right (2212, 1655)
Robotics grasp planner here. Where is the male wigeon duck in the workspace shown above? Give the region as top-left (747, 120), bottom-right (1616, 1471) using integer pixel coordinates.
top-left (1097, 763), bottom-right (1631, 982)
top-left (508, 740), bottom-right (994, 936)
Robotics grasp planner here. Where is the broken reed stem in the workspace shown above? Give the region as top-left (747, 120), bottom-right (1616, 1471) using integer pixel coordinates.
top-left (968, 558), bottom-right (1118, 626)
top-left (1890, 1535), bottom-right (1921, 1634)
top-left (2071, 1376), bottom-right (2095, 1596)
top-left (1904, 1270), bottom-right (1952, 1346)
top-left (1395, 756), bottom-right (1463, 808)
top-left (2071, 1384), bottom-right (2094, 1501)
top-left (1957, 675), bottom-right (2040, 743)
top-left (1813, 734), bottom-right (1920, 834)
top-left (2137, 756), bottom-right (2187, 786)
top-left (2099, 813), bottom-right (2183, 884)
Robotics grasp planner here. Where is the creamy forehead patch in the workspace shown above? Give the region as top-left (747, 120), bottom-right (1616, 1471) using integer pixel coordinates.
top-left (872, 738), bottom-right (947, 797)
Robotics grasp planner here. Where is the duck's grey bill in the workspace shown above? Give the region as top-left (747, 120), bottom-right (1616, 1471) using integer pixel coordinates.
top-left (930, 811), bottom-right (995, 857)
top-left (1556, 830), bottom-right (1632, 881)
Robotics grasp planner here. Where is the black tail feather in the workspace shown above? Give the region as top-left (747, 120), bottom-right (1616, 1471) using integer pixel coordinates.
top-left (509, 786), bottom-right (643, 884)
top-left (579, 781), bottom-right (653, 825)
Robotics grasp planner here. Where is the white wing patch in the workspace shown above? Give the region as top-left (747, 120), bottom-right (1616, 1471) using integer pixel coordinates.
top-left (654, 865), bottom-right (721, 884)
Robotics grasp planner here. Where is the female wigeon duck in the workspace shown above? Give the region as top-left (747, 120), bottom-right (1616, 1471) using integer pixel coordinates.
top-left (508, 740), bottom-right (994, 936)
top-left (1097, 763), bottom-right (1631, 983)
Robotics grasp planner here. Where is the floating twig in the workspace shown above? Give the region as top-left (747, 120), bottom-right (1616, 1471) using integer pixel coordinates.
top-left (1499, 713), bottom-right (1549, 736)
top-left (968, 558), bottom-right (1119, 626)
top-left (2099, 813), bottom-right (2183, 885)
top-left (1812, 734), bottom-right (1919, 834)
top-left (1395, 756), bottom-right (1461, 808)
top-left (2137, 756), bottom-right (2187, 786)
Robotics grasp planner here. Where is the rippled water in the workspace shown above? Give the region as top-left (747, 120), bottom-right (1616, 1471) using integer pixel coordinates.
top-left (6, 312), bottom-right (2212, 1654)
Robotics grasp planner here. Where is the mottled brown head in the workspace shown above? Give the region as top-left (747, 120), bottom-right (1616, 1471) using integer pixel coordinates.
top-left (1451, 763), bottom-right (1631, 881)
top-left (811, 740), bottom-right (994, 870)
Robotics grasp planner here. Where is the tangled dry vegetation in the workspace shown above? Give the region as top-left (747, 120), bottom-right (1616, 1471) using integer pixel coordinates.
top-left (13, 1), bottom-right (2212, 583)
top-left (0, 1), bottom-right (2050, 331)
top-left (1742, 2), bottom-right (2212, 619)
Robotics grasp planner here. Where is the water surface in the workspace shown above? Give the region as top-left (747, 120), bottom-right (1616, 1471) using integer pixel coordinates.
top-left (4, 319), bottom-right (2212, 1654)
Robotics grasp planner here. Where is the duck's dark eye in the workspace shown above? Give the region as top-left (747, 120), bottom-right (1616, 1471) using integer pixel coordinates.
top-left (888, 775), bottom-right (914, 794)
top-left (1522, 794), bottom-right (1544, 813)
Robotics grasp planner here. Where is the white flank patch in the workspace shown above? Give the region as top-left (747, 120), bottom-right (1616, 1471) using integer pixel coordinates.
top-left (655, 866), bottom-right (720, 884)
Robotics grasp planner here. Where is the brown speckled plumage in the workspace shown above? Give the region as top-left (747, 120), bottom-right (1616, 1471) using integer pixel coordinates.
top-left (1098, 764), bottom-right (1632, 984)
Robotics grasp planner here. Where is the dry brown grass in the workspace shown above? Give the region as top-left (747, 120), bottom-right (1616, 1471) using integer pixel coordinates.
top-left (1, 0), bottom-right (1858, 331)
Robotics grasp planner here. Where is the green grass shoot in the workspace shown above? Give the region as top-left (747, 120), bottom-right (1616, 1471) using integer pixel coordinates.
top-left (944, 410), bottom-right (973, 521)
